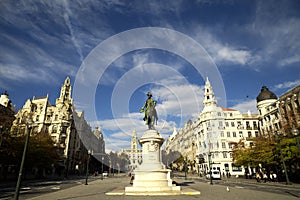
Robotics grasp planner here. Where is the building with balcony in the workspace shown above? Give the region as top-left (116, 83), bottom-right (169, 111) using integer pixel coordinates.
top-left (165, 78), bottom-right (259, 176)
top-left (257, 85), bottom-right (300, 138)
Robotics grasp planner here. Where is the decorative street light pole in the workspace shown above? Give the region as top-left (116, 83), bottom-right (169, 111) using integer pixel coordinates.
top-left (85, 150), bottom-right (91, 185)
top-left (292, 126), bottom-right (300, 154)
top-left (275, 133), bottom-right (291, 185)
top-left (184, 157), bottom-right (187, 180)
top-left (101, 156), bottom-right (104, 180)
top-left (14, 116), bottom-right (33, 200)
top-left (208, 152), bottom-right (213, 185)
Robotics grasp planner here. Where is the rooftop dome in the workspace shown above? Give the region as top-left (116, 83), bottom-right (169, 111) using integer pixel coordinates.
top-left (256, 86), bottom-right (277, 103)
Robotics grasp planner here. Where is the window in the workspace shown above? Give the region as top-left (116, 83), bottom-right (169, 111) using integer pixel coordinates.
top-left (55, 115), bottom-right (58, 121)
top-left (225, 122), bottom-right (229, 127)
top-left (222, 142), bottom-right (226, 148)
top-left (246, 121), bottom-right (250, 129)
top-left (233, 132), bottom-right (236, 137)
top-left (231, 122), bottom-right (235, 127)
top-left (220, 131), bottom-right (224, 137)
top-left (219, 121), bottom-right (223, 127)
top-left (230, 113), bottom-right (233, 117)
top-left (227, 132), bottom-right (230, 137)
top-left (36, 115), bottom-right (39, 121)
top-left (223, 152), bottom-right (227, 158)
top-left (46, 115), bottom-right (51, 121)
top-left (253, 121), bottom-right (258, 129)
top-left (248, 131), bottom-right (252, 138)
top-left (232, 164), bottom-right (242, 171)
top-left (239, 131), bottom-right (243, 137)
top-left (218, 112), bottom-right (221, 116)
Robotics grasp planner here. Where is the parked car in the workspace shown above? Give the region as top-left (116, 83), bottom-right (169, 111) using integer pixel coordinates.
top-left (102, 171), bottom-right (108, 177)
top-left (206, 170), bottom-right (221, 180)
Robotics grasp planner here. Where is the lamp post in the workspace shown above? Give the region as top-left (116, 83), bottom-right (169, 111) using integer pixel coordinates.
top-left (85, 150), bottom-right (91, 185)
top-left (208, 152), bottom-right (213, 185)
top-left (292, 126), bottom-right (300, 154)
top-left (0, 126), bottom-right (5, 147)
top-left (184, 157), bottom-right (187, 180)
top-left (14, 117), bottom-right (33, 200)
top-left (275, 134), bottom-right (291, 185)
top-left (101, 157), bottom-right (104, 180)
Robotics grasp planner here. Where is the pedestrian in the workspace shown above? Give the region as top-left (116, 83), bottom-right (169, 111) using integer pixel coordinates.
top-left (263, 173), bottom-right (268, 183)
top-left (272, 172), bottom-right (277, 182)
top-left (256, 172), bottom-right (261, 183)
top-left (270, 173), bottom-right (273, 182)
top-left (130, 173), bottom-right (134, 185)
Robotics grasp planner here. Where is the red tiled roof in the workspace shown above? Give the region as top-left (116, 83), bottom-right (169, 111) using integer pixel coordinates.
top-left (221, 107), bottom-right (237, 111)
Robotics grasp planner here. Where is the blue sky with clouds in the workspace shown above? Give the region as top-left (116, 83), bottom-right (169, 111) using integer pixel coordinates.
top-left (1, 0), bottom-right (300, 152)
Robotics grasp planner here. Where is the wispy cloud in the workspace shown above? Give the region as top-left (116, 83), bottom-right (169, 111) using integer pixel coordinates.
top-left (272, 79), bottom-right (300, 91)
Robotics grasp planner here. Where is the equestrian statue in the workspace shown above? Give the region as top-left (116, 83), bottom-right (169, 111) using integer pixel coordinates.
top-left (140, 92), bottom-right (158, 130)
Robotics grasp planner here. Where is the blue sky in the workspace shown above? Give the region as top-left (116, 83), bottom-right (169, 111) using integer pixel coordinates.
top-left (1, 0), bottom-right (300, 152)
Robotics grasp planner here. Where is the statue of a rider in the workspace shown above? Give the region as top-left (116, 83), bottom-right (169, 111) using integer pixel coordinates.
top-left (140, 92), bottom-right (158, 130)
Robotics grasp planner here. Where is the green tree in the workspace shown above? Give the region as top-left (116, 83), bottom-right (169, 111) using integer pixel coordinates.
top-left (233, 136), bottom-right (300, 182)
top-left (0, 130), bottom-right (59, 179)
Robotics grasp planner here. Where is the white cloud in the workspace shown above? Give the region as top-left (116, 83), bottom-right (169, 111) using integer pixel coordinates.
top-left (92, 113), bottom-right (177, 152)
top-left (192, 26), bottom-right (253, 66)
top-left (152, 84), bottom-right (203, 119)
top-left (279, 55), bottom-right (300, 67)
top-left (273, 79), bottom-right (300, 91)
top-left (217, 47), bottom-right (251, 65)
top-left (231, 99), bottom-right (258, 114)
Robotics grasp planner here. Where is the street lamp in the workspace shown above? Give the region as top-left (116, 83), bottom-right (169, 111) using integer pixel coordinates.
top-left (101, 156), bottom-right (104, 180)
top-left (0, 126), bottom-right (5, 147)
top-left (208, 152), bottom-right (213, 185)
top-left (275, 133), bottom-right (291, 185)
top-left (292, 126), bottom-right (300, 155)
top-left (14, 116), bottom-right (33, 200)
top-left (184, 157), bottom-right (187, 180)
top-left (85, 150), bottom-right (92, 185)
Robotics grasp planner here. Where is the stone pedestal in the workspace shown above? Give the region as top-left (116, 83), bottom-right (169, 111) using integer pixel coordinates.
top-left (125, 129), bottom-right (180, 194)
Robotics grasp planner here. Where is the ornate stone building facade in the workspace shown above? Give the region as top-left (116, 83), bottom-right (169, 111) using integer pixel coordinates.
top-left (11, 77), bottom-right (105, 174)
top-left (165, 78), bottom-right (259, 176)
top-left (257, 85), bottom-right (300, 137)
top-left (118, 130), bottom-right (142, 170)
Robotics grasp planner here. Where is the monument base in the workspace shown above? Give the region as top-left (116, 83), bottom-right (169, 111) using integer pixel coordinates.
top-left (125, 169), bottom-right (181, 193)
top-left (125, 129), bottom-right (181, 194)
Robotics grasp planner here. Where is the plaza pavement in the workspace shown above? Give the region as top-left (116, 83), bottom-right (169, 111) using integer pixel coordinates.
top-left (25, 174), bottom-right (300, 200)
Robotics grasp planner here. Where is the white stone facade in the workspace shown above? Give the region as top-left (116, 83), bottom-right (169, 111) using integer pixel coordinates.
top-left (118, 130), bottom-right (142, 170)
top-left (257, 85), bottom-right (300, 137)
top-left (165, 78), bottom-right (259, 176)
